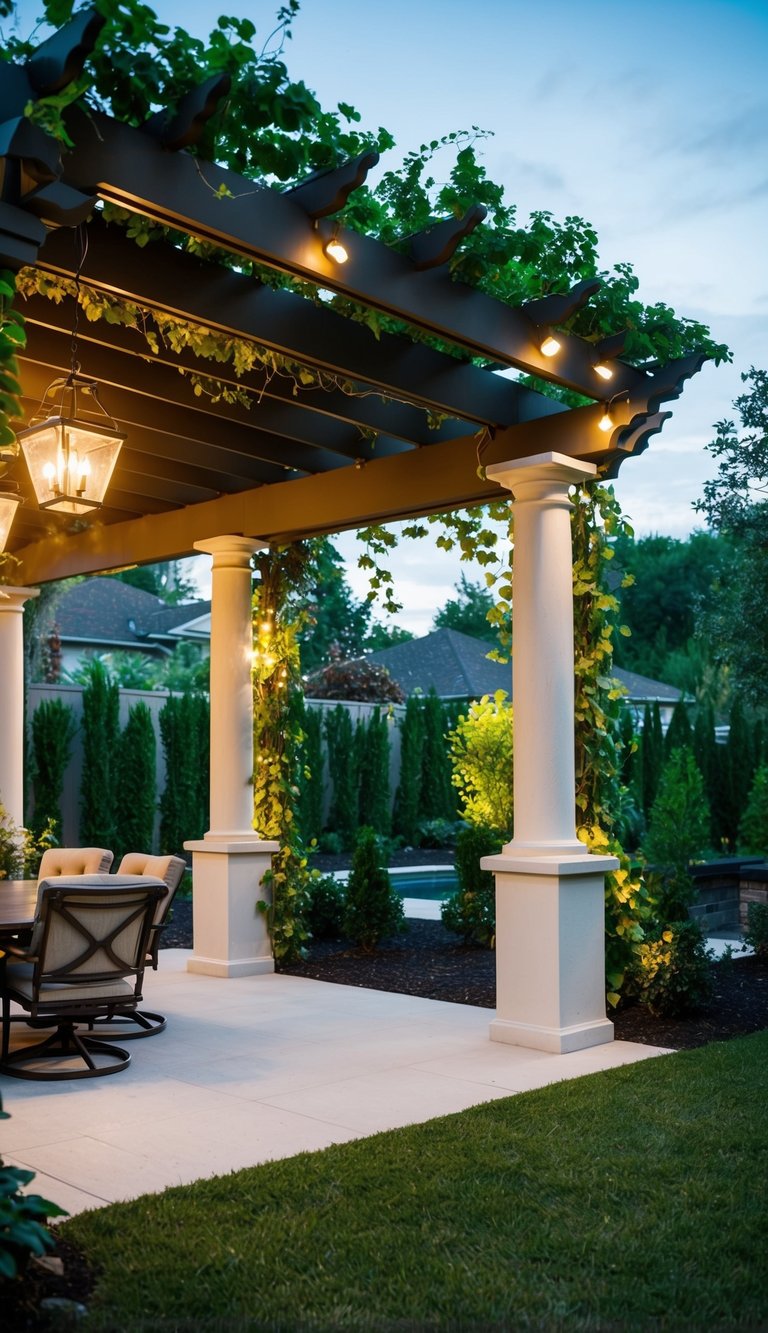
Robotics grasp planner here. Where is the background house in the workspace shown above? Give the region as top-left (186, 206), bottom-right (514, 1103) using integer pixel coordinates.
top-left (366, 627), bottom-right (684, 726)
top-left (42, 578), bottom-right (211, 678)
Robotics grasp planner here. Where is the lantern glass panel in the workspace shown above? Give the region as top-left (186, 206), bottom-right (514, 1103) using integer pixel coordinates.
top-left (0, 492), bottom-right (22, 551)
top-left (20, 416), bottom-right (124, 516)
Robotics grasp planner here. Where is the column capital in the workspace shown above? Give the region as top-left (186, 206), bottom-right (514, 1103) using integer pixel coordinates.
top-left (487, 452), bottom-right (597, 502)
top-left (194, 535), bottom-right (262, 569)
top-left (0, 585), bottom-right (40, 610)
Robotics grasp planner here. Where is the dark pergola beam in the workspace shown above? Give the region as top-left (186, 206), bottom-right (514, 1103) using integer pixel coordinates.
top-left (59, 106), bottom-right (643, 397)
top-left (20, 290), bottom-right (474, 448)
top-left (37, 217), bottom-right (559, 428)
top-left (18, 323), bottom-right (414, 467)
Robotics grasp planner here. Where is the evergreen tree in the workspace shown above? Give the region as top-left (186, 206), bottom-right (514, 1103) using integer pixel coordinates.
top-left (644, 746), bottom-right (711, 921)
top-left (324, 705), bottom-right (358, 848)
top-left (433, 573), bottom-right (499, 645)
top-left (618, 707), bottom-right (638, 790)
top-left (29, 698), bottom-right (76, 840)
top-left (297, 539), bottom-right (371, 673)
top-left (639, 702), bottom-right (664, 819)
top-left (692, 701), bottom-right (718, 843)
top-left (158, 692), bottom-right (209, 853)
top-left (419, 689), bottom-right (455, 822)
top-left (358, 707), bottom-right (391, 836)
top-left (342, 826), bottom-right (404, 950)
top-left (79, 659), bottom-right (119, 847)
top-left (297, 701), bottom-right (324, 844)
top-left (720, 696), bottom-right (755, 848)
top-left (115, 701), bottom-right (157, 858)
top-left (393, 695), bottom-right (425, 844)
top-left (738, 764), bottom-right (768, 856)
top-left (664, 700), bottom-right (693, 759)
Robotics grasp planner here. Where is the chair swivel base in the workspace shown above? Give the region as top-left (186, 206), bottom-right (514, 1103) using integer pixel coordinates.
top-left (0, 1020), bottom-right (131, 1080)
top-left (85, 1008), bottom-right (167, 1040)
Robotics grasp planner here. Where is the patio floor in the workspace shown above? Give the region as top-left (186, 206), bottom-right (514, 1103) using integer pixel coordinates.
top-left (1, 951), bottom-right (671, 1218)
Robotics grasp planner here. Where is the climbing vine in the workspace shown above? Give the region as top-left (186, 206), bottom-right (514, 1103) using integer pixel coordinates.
top-left (0, 268), bottom-right (25, 579)
top-left (252, 542), bottom-right (317, 961)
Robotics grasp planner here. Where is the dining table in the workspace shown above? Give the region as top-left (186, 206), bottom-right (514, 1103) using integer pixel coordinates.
top-left (0, 879), bottom-right (38, 937)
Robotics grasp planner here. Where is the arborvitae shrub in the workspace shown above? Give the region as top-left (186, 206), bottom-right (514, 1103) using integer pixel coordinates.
top-left (393, 694), bottom-right (425, 844)
top-left (324, 705), bottom-right (357, 849)
top-left (30, 698), bottom-right (76, 840)
top-left (419, 689), bottom-right (455, 822)
top-left (720, 696), bottom-right (755, 849)
top-left (739, 764), bottom-right (768, 856)
top-left (79, 659), bottom-right (119, 847)
top-left (644, 746), bottom-right (711, 921)
top-left (343, 825), bottom-right (404, 950)
top-left (159, 692), bottom-right (209, 854)
top-left (664, 699), bottom-right (693, 759)
top-left (693, 702), bottom-right (718, 841)
top-left (441, 823), bottom-right (500, 946)
top-left (115, 701), bottom-right (157, 857)
top-left (640, 701), bottom-right (664, 819)
top-left (358, 707), bottom-right (391, 836)
top-left (297, 702), bottom-right (324, 843)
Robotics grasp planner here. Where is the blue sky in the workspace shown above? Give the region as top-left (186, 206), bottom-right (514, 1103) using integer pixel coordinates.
top-left (9, 0), bottom-right (768, 629)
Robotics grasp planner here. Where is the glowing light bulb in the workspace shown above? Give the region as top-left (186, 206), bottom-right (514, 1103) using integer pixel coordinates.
top-left (324, 236), bottom-right (349, 264)
top-left (540, 333), bottom-right (561, 357)
top-left (594, 362), bottom-right (613, 381)
top-left (42, 461), bottom-right (56, 485)
top-left (598, 408), bottom-right (614, 433)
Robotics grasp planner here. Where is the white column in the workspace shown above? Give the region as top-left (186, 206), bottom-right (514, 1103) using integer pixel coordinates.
top-left (185, 536), bottom-right (278, 977)
top-left (0, 586), bottom-right (39, 826)
top-left (195, 535), bottom-right (259, 839)
top-left (481, 453), bottom-right (617, 1053)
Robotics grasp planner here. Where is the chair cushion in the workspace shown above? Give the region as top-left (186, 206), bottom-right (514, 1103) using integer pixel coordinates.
top-left (5, 960), bottom-right (135, 1005)
top-left (38, 847), bottom-right (114, 880)
top-left (116, 855), bottom-right (184, 924)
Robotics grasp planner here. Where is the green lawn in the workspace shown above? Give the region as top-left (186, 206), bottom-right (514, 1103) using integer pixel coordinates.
top-left (64, 1032), bottom-right (768, 1331)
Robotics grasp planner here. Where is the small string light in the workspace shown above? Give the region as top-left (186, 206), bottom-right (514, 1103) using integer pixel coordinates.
top-left (323, 223), bottom-right (349, 264)
top-left (598, 390), bottom-right (630, 434)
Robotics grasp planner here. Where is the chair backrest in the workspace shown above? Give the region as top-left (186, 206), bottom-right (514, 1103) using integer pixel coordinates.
top-left (37, 847), bottom-right (114, 881)
top-left (31, 876), bottom-right (167, 991)
top-left (116, 854), bottom-right (186, 926)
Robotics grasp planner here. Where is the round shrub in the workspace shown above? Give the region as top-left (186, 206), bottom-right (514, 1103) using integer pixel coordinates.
top-left (307, 874), bottom-right (346, 940)
top-left (636, 920), bottom-right (714, 1017)
top-left (441, 824), bottom-right (500, 947)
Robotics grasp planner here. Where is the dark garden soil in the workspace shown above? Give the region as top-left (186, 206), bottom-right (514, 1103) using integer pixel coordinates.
top-left (8, 871), bottom-right (767, 1330)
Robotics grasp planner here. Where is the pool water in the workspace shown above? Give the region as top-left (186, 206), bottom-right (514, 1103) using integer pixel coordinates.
top-left (390, 869), bottom-right (458, 902)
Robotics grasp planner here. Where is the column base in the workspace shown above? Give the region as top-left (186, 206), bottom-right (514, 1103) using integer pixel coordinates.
top-left (482, 851), bottom-right (619, 1055)
top-left (489, 1015), bottom-right (614, 1055)
top-left (184, 836), bottom-right (279, 978)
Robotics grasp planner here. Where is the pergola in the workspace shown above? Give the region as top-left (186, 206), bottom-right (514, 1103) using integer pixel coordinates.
top-left (0, 11), bottom-right (704, 1053)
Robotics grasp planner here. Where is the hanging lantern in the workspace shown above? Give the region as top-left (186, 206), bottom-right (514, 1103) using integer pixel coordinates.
top-left (18, 372), bottom-right (125, 516)
top-left (0, 481), bottom-right (22, 551)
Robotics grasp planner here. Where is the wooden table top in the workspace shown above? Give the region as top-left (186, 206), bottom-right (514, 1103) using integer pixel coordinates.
top-left (0, 880), bottom-right (38, 933)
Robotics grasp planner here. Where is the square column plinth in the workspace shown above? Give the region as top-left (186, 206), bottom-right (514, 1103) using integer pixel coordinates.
top-left (185, 838), bottom-right (279, 977)
top-left (482, 852), bottom-right (619, 1054)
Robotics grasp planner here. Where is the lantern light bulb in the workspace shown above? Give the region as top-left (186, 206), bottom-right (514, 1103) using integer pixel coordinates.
top-left (594, 362), bottom-right (613, 381)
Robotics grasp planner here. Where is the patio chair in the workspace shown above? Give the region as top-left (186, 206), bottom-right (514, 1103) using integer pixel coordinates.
top-left (0, 875), bottom-right (166, 1080)
top-left (37, 847), bottom-right (114, 879)
top-left (84, 853), bottom-right (186, 1040)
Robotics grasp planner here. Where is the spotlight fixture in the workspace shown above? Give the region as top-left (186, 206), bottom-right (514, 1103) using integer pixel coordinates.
top-left (593, 360), bottom-right (614, 381)
top-left (539, 332), bottom-right (561, 357)
top-left (598, 390), bottom-right (630, 435)
top-left (323, 224), bottom-right (349, 264)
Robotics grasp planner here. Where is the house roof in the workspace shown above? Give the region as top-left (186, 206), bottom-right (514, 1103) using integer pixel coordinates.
top-left (51, 577), bottom-right (211, 653)
top-left (366, 628), bottom-right (682, 703)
